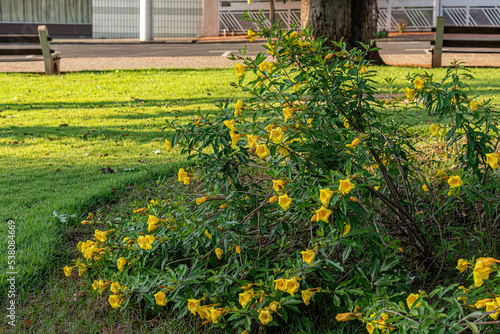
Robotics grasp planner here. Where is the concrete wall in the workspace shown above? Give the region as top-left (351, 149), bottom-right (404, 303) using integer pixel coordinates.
top-left (93, 0), bottom-right (203, 39)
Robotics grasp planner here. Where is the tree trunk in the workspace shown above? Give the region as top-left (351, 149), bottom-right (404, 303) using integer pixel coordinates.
top-left (301, 0), bottom-right (384, 64)
top-left (269, 0), bottom-right (276, 25)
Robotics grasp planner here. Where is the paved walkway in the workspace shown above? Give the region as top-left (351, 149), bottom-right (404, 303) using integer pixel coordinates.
top-left (0, 33), bottom-right (499, 73)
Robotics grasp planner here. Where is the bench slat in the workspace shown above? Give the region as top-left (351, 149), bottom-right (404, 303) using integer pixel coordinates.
top-left (431, 26), bottom-right (500, 34)
top-left (430, 40), bottom-right (500, 48)
top-left (0, 49), bottom-right (55, 56)
top-left (0, 35), bottom-right (42, 43)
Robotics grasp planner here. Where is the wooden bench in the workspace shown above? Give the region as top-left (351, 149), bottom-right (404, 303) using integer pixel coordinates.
top-left (431, 16), bottom-right (500, 68)
top-left (0, 25), bottom-right (60, 74)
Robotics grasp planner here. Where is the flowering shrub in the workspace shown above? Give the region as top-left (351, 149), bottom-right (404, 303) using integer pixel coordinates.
top-left (64, 16), bottom-right (500, 333)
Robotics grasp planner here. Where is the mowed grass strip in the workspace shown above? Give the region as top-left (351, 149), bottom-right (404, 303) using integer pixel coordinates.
top-left (0, 69), bottom-right (242, 298)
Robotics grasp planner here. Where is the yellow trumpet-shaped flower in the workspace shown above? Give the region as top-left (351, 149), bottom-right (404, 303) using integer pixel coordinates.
top-left (63, 266), bottom-right (73, 277)
top-left (147, 215), bottom-right (160, 232)
top-left (109, 294), bottom-right (124, 308)
top-left (430, 124), bottom-right (440, 136)
top-left (269, 127), bottom-right (284, 144)
top-left (235, 62), bottom-right (246, 79)
top-left (406, 293), bottom-right (422, 309)
top-left (486, 152), bottom-right (500, 169)
top-left (245, 29), bottom-right (257, 42)
top-left (414, 78), bottom-right (424, 91)
top-left (165, 139), bottom-right (172, 153)
top-left (154, 291), bottom-right (167, 306)
top-left (285, 277), bottom-right (300, 297)
top-left (234, 99), bottom-right (244, 117)
top-left (319, 188), bottom-right (334, 207)
top-left (343, 222), bottom-right (351, 236)
top-left (239, 288), bottom-right (255, 308)
top-left (283, 106), bottom-right (295, 123)
top-left (485, 298), bottom-right (500, 320)
top-left (447, 175), bottom-right (463, 188)
top-left (315, 206), bottom-right (332, 223)
top-left (278, 194), bottom-right (292, 211)
top-left (339, 178), bottom-right (355, 194)
top-left (188, 298), bottom-right (203, 315)
top-left (215, 247), bottom-right (224, 260)
top-left (301, 289), bottom-right (316, 306)
top-left (247, 134), bottom-right (259, 148)
top-left (346, 137), bottom-right (360, 149)
top-left (258, 309), bottom-right (273, 325)
top-left (269, 195), bottom-right (279, 203)
top-left (204, 230), bottom-right (212, 239)
top-left (196, 196), bottom-right (208, 205)
top-left (473, 257), bottom-right (500, 287)
top-left (230, 131), bottom-right (243, 148)
top-left (406, 87), bottom-right (415, 101)
top-left (223, 120), bottom-right (237, 132)
top-left (456, 259), bottom-right (472, 273)
top-left (272, 179), bottom-right (286, 193)
top-left (300, 248), bottom-right (315, 266)
top-left (470, 100), bottom-right (480, 112)
top-left (138, 235), bottom-right (155, 250)
top-left (255, 144), bottom-right (270, 159)
top-left (117, 257), bottom-right (127, 271)
top-left (274, 278), bottom-right (287, 292)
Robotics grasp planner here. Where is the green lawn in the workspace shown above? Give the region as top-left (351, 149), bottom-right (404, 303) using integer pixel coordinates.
top-left (0, 69), bottom-right (243, 299)
top-left (0, 65), bottom-right (498, 302)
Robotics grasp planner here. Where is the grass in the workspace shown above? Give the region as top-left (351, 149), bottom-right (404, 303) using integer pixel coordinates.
top-left (0, 65), bottom-right (499, 332)
top-left (0, 69), bottom-right (243, 299)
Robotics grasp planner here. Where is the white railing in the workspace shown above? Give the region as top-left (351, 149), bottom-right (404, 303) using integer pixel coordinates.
top-left (219, 0), bottom-right (301, 34)
top-left (378, 0), bottom-right (500, 31)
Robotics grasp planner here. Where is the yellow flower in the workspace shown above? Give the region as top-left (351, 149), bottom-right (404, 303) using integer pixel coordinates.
top-left (110, 282), bottom-right (122, 294)
top-left (269, 195), bottom-right (279, 203)
top-left (230, 131), bottom-right (243, 148)
top-left (283, 106), bottom-right (295, 123)
top-left (278, 194), bottom-right (292, 211)
top-left (138, 235), bottom-right (155, 250)
top-left (272, 180), bottom-right (286, 193)
top-left (366, 322), bottom-right (376, 334)
top-left (268, 301), bottom-right (280, 313)
top-left (245, 29), bottom-right (257, 42)
top-left (414, 78), bottom-right (424, 91)
top-left (301, 289), bottom-right (315, 306)
top-left (77, 263), bottom-right (87, 277)
top-left (324, 53), bottom-right (334, 60)
top-left (109, 294), bottom-right (123, 309)
top-left (188, 298), bottom-right (203, 315)
top-left (223, 120), bottom-right (237, 132)
top-left (269, 127), bottom-right (284, 144)
top-left (247, 134), bottom-right (259, 148)
top-left (178, 168), bottom-right (191, 185)
top-left (241, 331), bottom-right (249, 334)
top-left (374, 186), bottom-right (380, 191)
top-left (447, 176), bottom-right (463, 188)
top-left (448, 189), bottom-right (456, 197)
top-left (154, 291), bottom-right (167, 306)
top-left (255, 144), bottom-right (270, 159)
top-left (94, 229), bottom-right (108, 243)
top-left (265, 42), bottom-right (276, 55)
top-left (456, 259), bottom-right (472, 273)
top-left (274, 278), bottom-right (287, 292)
top-left (422, 184), bottom-right (428, 192)
top-left (235, 62), bottom-right (246, 79)
top-left (406, 293), bottom-right (422, 309)
top-left (343, 117), bottom-right (350, 129)
top-left (336, 312), bottom-right (361, 322)
top-left (259, 309), bottom-right (273, 325)
top-left (219, 203), bottom-right (229, 209)
top-left (300, 248), bottom-right (315, 266)
top-left (147, 215), bottom-right (160, 232)
top-left (343, 223), bottom-right (351, 236)
top-left (485, 298), bottom-right (500, 320)
top-left (451, 96), bottom-right (457, 104)
top-left (406, 87), bottom-right (415, 101)
top-left (239, 288), bottom-right (255, 308)
top-left (470, 100), bottom-right (480, 111)
top-left (346, 137), bottom-right (360, 149)
top-left (236, 245), bottom-right (240, 254)
top-left (285, 277), bottom-right (300, 297)
top-left (81, 220), bottom-right (90, 224)
top-left (486, 152), bottom-right (500, 169)
top-left (165, 139), bottom-right (172, 153)
top-left (204, 230), bottom-right (212, 239)
top-left (473, 257), bottom-right (500, 287)
top-left (92, 279), bottom-right (106, 294)
top-left (63, 266), bottom-right (73, 277)
top-left (339, 178), bottom-right (355, 194)
top-left (430, 124), bottom-right (440, 136)
top-left (196, 304), bottom-right (210, 320)
top-left (215, 247), bottom-right (223, 260)
top-left (475, 298), bottom-right (494, 309)
top-left (360, 66), bottom-right (367, 74)
top-left (435, 170), bottom-right (446, 178)
top-left (117, 257), bottom-right (127, 271)
top-left (210, 307), bottom-right (222, 323)
top-left (319, 188), bottom-right (334, 207)
top-left (196, 196), bottom-right (208, 205)
top-left (234, 99), bottom-right (244, 117)
top-left (315, 206), bottom-right (332, 223)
